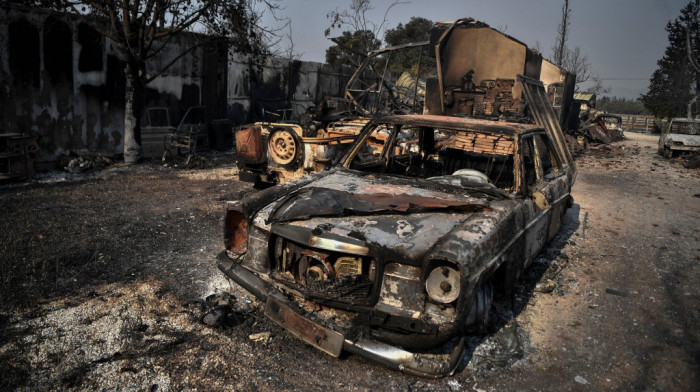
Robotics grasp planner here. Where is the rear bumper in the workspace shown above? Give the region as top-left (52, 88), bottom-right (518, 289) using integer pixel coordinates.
top-left (216, 252), bottom-right (464, 378)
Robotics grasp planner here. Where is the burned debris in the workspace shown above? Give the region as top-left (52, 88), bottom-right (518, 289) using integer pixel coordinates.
top-left (234, 42), bottom-right (432, 185)
top-left (217, 18), bottom-right (578, 377)
top-left (574, 111), bottom-right (626, 146)
top-left (0, 133), bottom-right (39, 180)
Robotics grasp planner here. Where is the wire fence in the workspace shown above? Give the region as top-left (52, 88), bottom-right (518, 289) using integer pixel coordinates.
top-left (614, 114), bottom-right (663, 133)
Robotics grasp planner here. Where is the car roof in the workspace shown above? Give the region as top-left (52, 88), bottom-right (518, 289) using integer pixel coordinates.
top-left (373, 114), bottom-right (541, 137)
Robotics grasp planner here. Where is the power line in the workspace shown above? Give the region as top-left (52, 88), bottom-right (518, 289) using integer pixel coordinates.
top-left (598, 78), bottom-right (648, 81)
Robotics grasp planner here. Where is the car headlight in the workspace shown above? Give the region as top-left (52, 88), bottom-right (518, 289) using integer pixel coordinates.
top-left (425, 263), bottom-right (461, 304)
top-left (225, 209), bottom-right (248, 255)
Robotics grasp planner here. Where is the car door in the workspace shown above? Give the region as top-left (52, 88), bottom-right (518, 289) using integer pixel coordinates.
top-left (519, 132), bottom-right (568, 267)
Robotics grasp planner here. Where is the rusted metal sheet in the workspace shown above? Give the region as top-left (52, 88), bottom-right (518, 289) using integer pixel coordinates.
top-left (235, 125), bottom-right (267, 164)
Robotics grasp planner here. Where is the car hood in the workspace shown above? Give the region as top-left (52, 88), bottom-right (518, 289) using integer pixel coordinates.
top-left (251, 169), bottom-right (511, 262)
top-left (664, 133), bottom-right (700, 146)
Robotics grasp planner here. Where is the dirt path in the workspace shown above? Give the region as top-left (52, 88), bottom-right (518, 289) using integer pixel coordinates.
top-left (0, 134), bottom-right (697, 391)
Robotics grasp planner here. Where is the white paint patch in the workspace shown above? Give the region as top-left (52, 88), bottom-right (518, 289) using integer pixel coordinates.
top-left (396, 220), bottom-right (415, 239)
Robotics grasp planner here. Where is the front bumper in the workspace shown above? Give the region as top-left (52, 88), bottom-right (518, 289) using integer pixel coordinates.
top-left (217, 252), bottom-right (464, 378)
top-left (669, 144), bottom-right (700, 152)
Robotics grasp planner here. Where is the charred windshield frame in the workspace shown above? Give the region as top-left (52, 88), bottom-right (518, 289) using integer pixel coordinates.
top-left (341, 120), bottom-right (520, 192)
top-left (518, 131), bottom-right (563, 195)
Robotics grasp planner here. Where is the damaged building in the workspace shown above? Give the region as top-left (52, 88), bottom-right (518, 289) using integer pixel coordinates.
top-left (0, 3), bottom-right (362, 171)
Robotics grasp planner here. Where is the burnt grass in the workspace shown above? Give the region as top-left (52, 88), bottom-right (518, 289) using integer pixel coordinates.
top-left (0, 154), bottom-right (250, 309)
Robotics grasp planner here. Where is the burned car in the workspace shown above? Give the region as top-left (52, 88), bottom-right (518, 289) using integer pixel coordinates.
top-left (658, 117), bottom-right (700, 157)
top-left (217, 113), bottom-right (575, 377)
top-left (594, 114), bottom-right (625, 141)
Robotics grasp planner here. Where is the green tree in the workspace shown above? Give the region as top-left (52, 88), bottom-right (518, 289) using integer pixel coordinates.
top-left (324, 0), bottom-right (401, 66)
top-left (383, 16), bottom-right (433, 74)
top-left (598, 96), bottom-right (650, 115)
top-left (325, 30), bottom-right (381, 66)
top-left (641, 0), bottom-right (700, 119)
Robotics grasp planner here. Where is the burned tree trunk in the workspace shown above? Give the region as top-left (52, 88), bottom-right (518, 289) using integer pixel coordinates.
top-left (123, 62), bottom-right (144, 163)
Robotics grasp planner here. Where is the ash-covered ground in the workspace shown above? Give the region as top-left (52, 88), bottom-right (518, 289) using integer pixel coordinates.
top-left (1, 133), bottom-right (698, 391)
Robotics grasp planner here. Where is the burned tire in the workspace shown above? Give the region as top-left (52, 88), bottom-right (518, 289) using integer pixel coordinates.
top-left (464, 281), bottom-right (493, 334)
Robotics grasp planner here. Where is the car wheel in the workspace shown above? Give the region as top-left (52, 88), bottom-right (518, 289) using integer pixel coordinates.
top-left (663, 147), bottom-right (673, 158)
top-left (464, 280), bottom-right (493, 334)
top-left (269, 128), bottom-right (300, 165)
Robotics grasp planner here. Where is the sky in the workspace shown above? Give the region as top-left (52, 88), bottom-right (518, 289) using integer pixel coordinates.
top-left (261, 0), bottom-right (692, 99)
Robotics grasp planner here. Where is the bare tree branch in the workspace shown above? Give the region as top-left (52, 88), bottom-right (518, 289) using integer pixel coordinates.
top-left (66, 3), bottom-right (121, 42)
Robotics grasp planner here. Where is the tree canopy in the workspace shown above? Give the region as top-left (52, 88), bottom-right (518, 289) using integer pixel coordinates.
top-left (641, 0), bottom-right (700, 118)
top-left (384, 17), bottom-right (432, 45)
top-left (325, 30), bottom-right (381, 66)
top-left (383, 16), bottom-right (433, 75)
top-left (324, 0), bottom-right (401, 67)
top-left (598, 97), bottom-right (649, 115)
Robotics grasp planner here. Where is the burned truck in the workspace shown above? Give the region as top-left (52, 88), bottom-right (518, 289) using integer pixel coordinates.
top-left (217, 18), bottom-right (576, 377)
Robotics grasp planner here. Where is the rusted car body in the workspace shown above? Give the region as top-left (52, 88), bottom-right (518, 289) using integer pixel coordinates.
top-left (595, 114), bottom-right (625, 141)
top-left (658, 117), bottom-right (700, 157)
top-left (218, 110), bottom-right (576, 377)
top-left (575, 113), bottom-right (625, 145)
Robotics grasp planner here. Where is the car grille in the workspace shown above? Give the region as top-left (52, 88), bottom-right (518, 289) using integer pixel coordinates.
top-left (270, 235), bottom-right (376, 306)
